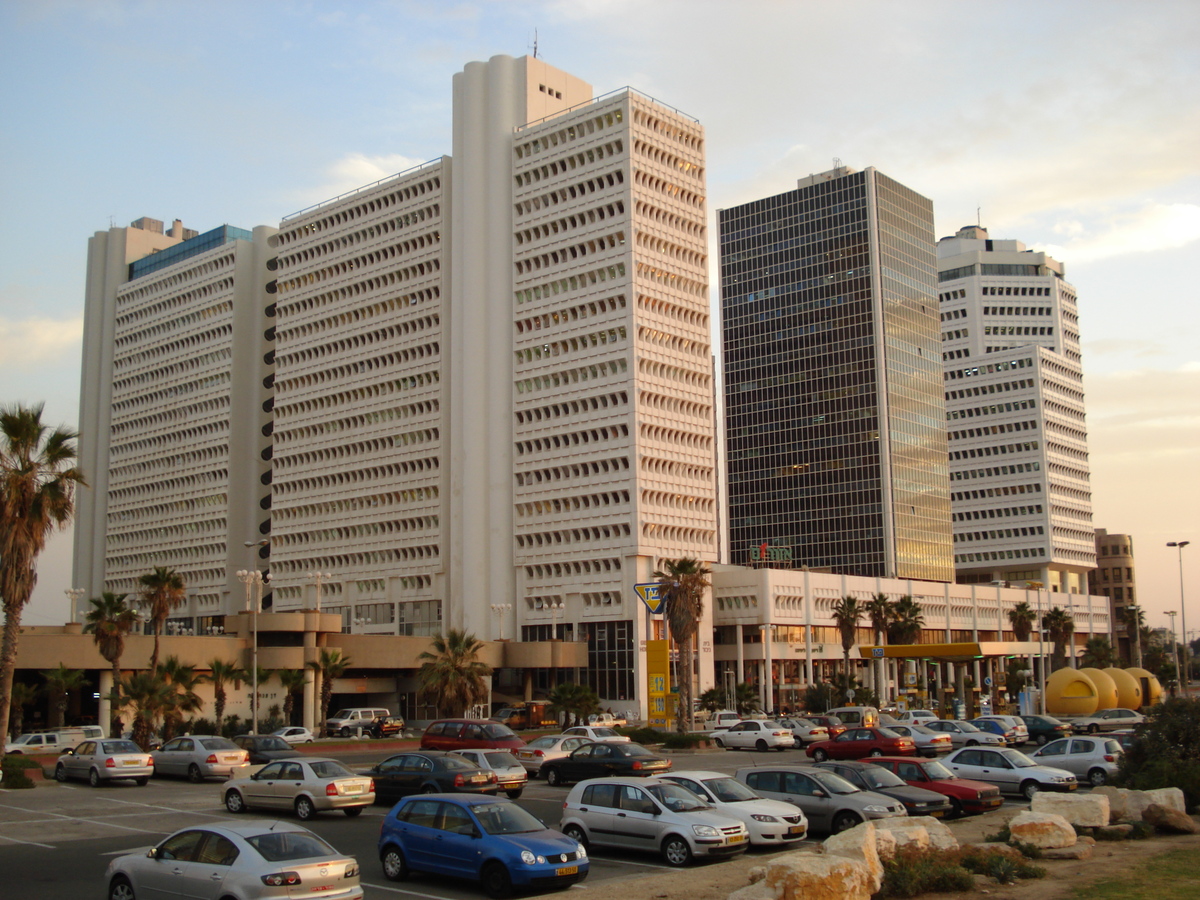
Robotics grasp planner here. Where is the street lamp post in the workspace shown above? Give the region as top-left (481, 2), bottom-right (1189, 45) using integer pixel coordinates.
top-left (239, 538), bottom-right (270, 735)
top-left (306, 571), bottom-right (331, 611)
top-left (65, 588), bottom-right (86, 624)
top-left (490, 603), bottom-right (513, 640)
top-left (1166, 610), bottom-right (1178, 693)
top-left (547, 599), bottom-right (564, 640)
top-left (1167, 541), bottom-right (1191, 689)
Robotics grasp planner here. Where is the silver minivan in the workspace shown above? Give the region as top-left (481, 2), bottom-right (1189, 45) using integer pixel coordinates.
top-left (560, 777), bottom-right (749, 867)
top-left (736, 764), bottom-right (907, 835)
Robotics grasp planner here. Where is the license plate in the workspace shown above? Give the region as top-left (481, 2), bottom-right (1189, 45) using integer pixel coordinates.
top-left (556, 866), bottom-right (578, 876)
top-left (122, 759), bottom-right (140, 766)
top-left (983, 798), bottom-right (1002, 807)
top-left (471, 775), bottom-right (487, 783)
top-left (787, 825), bottom-right (804, 835)
top-left (518, 751), bottom-right (532, 759)
top-left (342, 784), bottom-right (363, 794)
top-left (222, 755), bottom-right (241, 763)
top-left (728, 834), bottom-right (746, 844)
top-left (929, 810), bottom-right (944, 818)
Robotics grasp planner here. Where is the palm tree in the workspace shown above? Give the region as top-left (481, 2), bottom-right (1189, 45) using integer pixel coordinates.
top-left (417, 630), bottom-right (492, 718)
top-left (42, 664), bottom-right (87, 728)
top-left (1080, 636), bottom-right (1116, 669)
top-left (1042, 607), bottom-right (1075, 671)
top-left (308, 649), bottom-right (352, 736)
top-left (1008, 601), bottom-right (1036, 641)
top-left (157, 656), bottom-right (206, 741)
top-left (1122, 605), bottom-right (1145, 668)
top-left (865, 593), bottom-right (892, 698)
top-left (276, 669), bottom-right (309, 727)
top-left (653, 557), bottom-right (711, 733)
top-left (7, 681), bottom-right (38, 738)
top-left (733, 682), bottom-right (760, 717)
top-left (832, 595), bottom-right (864, 683)
top-left (0, 402), bottom-right (86, 742)
top-left (546, 681), bottom-right (599, 728)
top-left (887, 596), bottom-right (925, 645)
top-left (113, 671), bottom-right (175, 750)
top-left (85, 592), bottom-right (140, 736)
top-left (697, 687), bottom-right (728, 716)
top-left (207, 659), bottom-right (245, 736)
top-left (138, 567), bottom-right (187, 673)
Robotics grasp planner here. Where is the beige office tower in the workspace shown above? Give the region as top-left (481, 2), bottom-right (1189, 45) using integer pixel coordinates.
top-left (73, 219), bottom-right (277, 625)
top-left (270, 56), bottom-right (716, 705)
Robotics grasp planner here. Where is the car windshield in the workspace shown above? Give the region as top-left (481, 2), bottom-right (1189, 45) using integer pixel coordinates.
top-left (199, 738), bottom-right (238, 750)
top-left (473, 802), bottom-right (544, 835)
top-left (811, 771), bottom-right (860, 795)
top-left (1002, 750), bottom-right (1037, 768)
top-left (482, 724), bottom-right (517, 740)
top-left (248, 831), bottom-right (337, 862)
top-left (823, 716), bottom-right (843, 726)
top-left (484, 752), bottom-right (519, 768)
top-left (923, 760), bottom-right (955, 779)
top-left (701, 776), bottom-right (760, 803)
top-left (440, 756), bottom-right (481, 771)
top-left (859, 768), bottom-right (906, 789)
top-left (647, 783), bottom-right (709, 811)
top-left (527, 736), bottom-right (557, 749)
top-left (958, 722), bottom-right (982, 733)
top-left (102, 741), bottom-right (141, 754)
top-left (331, 710), bottom-right (352, 719)
top-left (253, 737), bottom-right (291, 751)
top-left (308, 760), bottom-right (355, 779)
top-left (620, 744), bottom-right (658, 757)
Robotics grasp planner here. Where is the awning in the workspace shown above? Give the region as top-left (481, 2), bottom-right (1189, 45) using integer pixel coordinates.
top-left (857, 641), bottom-right (1046, 663)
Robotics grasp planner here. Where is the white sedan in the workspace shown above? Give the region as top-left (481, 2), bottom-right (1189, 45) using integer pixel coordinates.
top-left (514, 734), bottom-right (595, 776)
top-left (661, 770), bottom-right (808, 845)
top-left (710, 719), bottom-right (794, 751)
top-left (561, 726), bottom-right (630, 743)
top-left (1066, 708), bottom-right (1146, 733)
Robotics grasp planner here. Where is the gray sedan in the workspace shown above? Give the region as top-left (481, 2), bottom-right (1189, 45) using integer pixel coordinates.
top-left (222, 757), bottom-right (375, 820)
top-left (54, 739), bottom-right (154, 787)
top-left (943, 746), bottom-right (1077, 800)
top-left (1028, 737), bottom-right (1123, 786)
top-left (736, 764), bottom-right (907, 835)
top-left (885, 724), bottom-right (955, 757)
top-left (152, 735), bottom-right (250, 782)
top-left (922, 719), bottom-right (1007, 748)
top-left (105, 821), bottom-right (363, 900)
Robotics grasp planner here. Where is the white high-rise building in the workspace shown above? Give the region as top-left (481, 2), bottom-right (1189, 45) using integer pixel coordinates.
top-left (73, 218), bottom-right (277, 624)
top-left (269, 55), bottom-right (717, 705)
top-left (937, 226), bottom-right (1094, 592)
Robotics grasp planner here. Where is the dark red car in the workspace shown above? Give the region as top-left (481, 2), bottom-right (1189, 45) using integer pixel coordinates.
top-left (871, 755), bottom-right (1003, 817)
top-left (420, 719), bottom-right (525, 751)
top-left (805, 727), bottom-right (916, 761)
top-left (807, 715), bottom-right (847, 739)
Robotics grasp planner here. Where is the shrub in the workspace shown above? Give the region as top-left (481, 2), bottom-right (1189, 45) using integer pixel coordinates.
top-left (1114, 697), bottom-right (1200, 809)
top-left (221, 714), bottom-right (243, 738)
top-left (621, 726), bottom-right (663, 745)
top-left (1128, 821), bottom-right (1155, 840)
top-left (662, 731), bottom-right (710, 749)
top-left (984, 824), bottom-right (1011, 843)
top-left (1, 754), bottom-right (39, 789)
top-left (878, 847), bottom-right (975, 898)
top-left (959, 846), bottom-right (1046, 882)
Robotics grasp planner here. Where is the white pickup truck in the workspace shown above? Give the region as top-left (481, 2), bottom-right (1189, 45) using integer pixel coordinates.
top-left (5, 732), bottom-right (63, 754)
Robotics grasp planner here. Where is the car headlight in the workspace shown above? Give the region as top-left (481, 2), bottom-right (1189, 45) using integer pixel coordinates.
top-left (863, 805), bottom-right (890, 813)
top-left (520, 850), bottom-right (547, 865)
top-left (576, 843), bottom-right (587, 858)
top-left (751, 814), bottom-right (779, 823)
top-left (692, 824), bottom-right (720, 837)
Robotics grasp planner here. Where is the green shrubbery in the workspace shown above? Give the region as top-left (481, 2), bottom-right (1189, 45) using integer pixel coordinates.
top-left (661, 731), bottom-right (711, 749)
top-left (1114, 697), bottom-right (1200, 809)
top-left (877, 846), bottom-right (1045, 898)
top-left (620, 726), bottom-right (664, 745)
top-left (1, 753), bottom-right (40, 789)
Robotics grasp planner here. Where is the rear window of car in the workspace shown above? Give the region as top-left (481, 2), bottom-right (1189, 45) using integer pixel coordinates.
top-left (440, 756), bottom-right (480, 771)
top-left (1103, 740), bottom-right (1122, 754)
top-left (198, 738), bottom-right (238, 750)
top-left (248, 831), bottom-right (337, 862)
top-left (308, 760), bottom-right (354, 779)
top-left (481, 723), bottom-right (517, 740)
top-left (483, 752), bottom-right (519, 768)
top-left (102, 741), bottom-right (141, 754)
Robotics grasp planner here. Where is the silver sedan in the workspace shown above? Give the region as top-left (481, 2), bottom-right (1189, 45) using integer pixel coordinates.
top-left (222, 757), bottom-right (375, 820)
top-left (514, 734), bottom-right (594, 776)
top-left (105, 821), bottom-right (363, 900)
top-left (922, 719), bottom-right (1007, 748)
top-left (54, 739), bottom-right (153, 787)
top-left (152, 735), bottom-right (250, 782)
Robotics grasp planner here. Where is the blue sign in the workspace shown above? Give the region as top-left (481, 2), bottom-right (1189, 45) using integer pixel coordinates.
top-left (872, 647), bottom-right (885, 658)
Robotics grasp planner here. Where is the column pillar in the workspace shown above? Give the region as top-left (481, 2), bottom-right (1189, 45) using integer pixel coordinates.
top-left (98, 669), bottom-right (113, 737)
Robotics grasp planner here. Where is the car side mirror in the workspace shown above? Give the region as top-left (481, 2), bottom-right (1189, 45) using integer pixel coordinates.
top-left (146, 848), bottom-right (158, 859)
top-left (812, 790), bottom-right (827, 798)
top-left (63, 749), bottom-right (74, 756)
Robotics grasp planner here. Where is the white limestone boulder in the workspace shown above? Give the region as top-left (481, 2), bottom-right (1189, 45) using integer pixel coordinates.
top-left (884, 815), bottom-right (959, 852)
top-left (1008, 810), bottom-right (1077, 849)
top-left (729, 854), bottom-right (874, 900)
top-left (822, 821), bottom-right (883, 893)
top-left (1031, 792), bottom-right (1110, 827)
top-left (1091, 786), bottom-right (1129, 823)
top-left (1144, 787), bottom-right (1186, 814)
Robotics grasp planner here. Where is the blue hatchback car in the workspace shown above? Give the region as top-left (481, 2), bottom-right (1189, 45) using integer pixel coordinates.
top-left (378, 793), bottom-right (588, 898)
top-left (968, 719), bottom-right (1012, 742)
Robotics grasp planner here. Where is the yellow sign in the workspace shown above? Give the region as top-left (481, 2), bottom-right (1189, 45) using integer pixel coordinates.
top-left (646, 639), bottom-right (671, 729)
top-left (634, 583), bottom-right (666, 614)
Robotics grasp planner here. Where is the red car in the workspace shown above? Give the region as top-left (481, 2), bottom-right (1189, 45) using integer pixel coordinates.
top-left (871, 755), bottom-right (1004, 817)
top-left (805, 727), bottom-right (916, 761)
top-left (420, 719), bottom-right (525, 751)
top-left (807, 716), bottom-right (847, 739)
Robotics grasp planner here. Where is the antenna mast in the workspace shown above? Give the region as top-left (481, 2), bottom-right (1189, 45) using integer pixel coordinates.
top-left (532, 29), bottom-right (538, 59)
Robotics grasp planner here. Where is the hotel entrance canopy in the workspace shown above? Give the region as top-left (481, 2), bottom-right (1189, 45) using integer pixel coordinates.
top-left (858, 641), bottom-right (1046, 663)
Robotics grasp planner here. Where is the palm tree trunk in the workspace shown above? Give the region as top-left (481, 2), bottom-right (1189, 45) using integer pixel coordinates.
top-left (0, 603), bottom-right (26, 742)
top-left (679, 641), bottom-right (695, 732)
top-left (150, 627), bottom-right (161, 675)
top-left (110, 660), bottom-right (122, 737)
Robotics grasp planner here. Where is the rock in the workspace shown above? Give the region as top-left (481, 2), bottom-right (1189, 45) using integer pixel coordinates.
top-left (874, 827), bottom-right (897, 861)
top-left (1144, 788), bottom-right (1186, 814)
top-left (822, 821), bottom-right (883, 893)
top-left (731, 854), bottom-right (875, 900)
top-left (747, 867), bottom-right (767, 884)
top-left (1040, 843), bottom-right (1094, 860)
top-left (884, 816), bottom-right (959, 852)
top-left (1031, 792), bottom-right (1110, 828)
top-left (1008, 810), bottom-right (1077, 849)
top-left (1077, 835), bottom-right (1096, 846)
top-left (1097, 824), bottom-right (1133, 839)
top-left (963, 842), bottom-right (1023, 860)
top-left (1143, 803), bottom-right (1200, 834)
top-left (1091, 786), bottom-right (1129, 823)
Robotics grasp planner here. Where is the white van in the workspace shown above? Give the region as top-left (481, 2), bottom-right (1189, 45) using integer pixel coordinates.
top-left (825, 706), bottom-right (881, 728)
top-left (324, 708), bottom-right (391, 737)
top-left (4, 732), bottom-right (62, 754)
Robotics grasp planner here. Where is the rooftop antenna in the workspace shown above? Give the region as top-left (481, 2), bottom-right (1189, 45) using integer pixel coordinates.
top-left (977, 207), bottom-right (982, 227)
top-left (532, 29), bottom-right (538, 59)
top-left (109, 216), bottom-right (116, 229)
top-left (833, 157), bottom-right (842, 171)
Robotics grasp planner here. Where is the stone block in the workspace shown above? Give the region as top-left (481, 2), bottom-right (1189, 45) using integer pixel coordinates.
top-left (822, 821), bottom-right (883, 893)
top-left (733, 854), bottom-right (874, 900)
top-left (1144, 788), bottom-right (1186, 814)
top-left (1096, 824), bottom-right (1133, 839)
top-left (1031, 792), bottom-right (1110, 827)
top-left (1008, 810), bottom-right (1077, 849)
top-left (874, 828), bottom-right (897, 861)
top-left (1040, 843), bottom-right (1094, 860)
top-left (1091, 786), bottom-right (1129, 823)
top-left (883, 815), bottom-right (959, 851)
top-left (1143, 803), bottom-right (1200, 834)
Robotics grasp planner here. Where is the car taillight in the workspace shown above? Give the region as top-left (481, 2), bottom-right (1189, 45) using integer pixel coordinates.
top-left (454, 773), bottom-right (465, 787)
top-left (489, 773), bottom-right (497, 783)
top-left (534, 750), bottom-right (544, 757)
top-left (368, 779), bottom-right (375, 792)
top-left (261, 872), bottom-right (302, 886)
top-left (206, 754), bottom-right (218, 764)
top-left (632, 761), bottom-right (643, 770)
top-left (326, 783), bottom-right (339, 796)
top-left (1104, 755), bottom-right (1115, 762)
top-left (105, 758), bottom-right (115, 768)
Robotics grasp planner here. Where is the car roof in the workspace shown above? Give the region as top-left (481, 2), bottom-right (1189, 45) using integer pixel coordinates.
top-left (384, 750), bottom-right (454, 760)
top-left (661, 770), bottom-right (729, 781)
top-left (813, 760), bottom-right (879, 770)
top-left (204, 821), bottom-right (313, 839)
top-left (397, 792), bottom-right (512, 806)
top-left (735, 764), bottom-right (824, 775)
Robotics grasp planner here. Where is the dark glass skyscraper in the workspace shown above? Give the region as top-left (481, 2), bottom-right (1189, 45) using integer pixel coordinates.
top-left (720, 167), bottom-right (953, 581)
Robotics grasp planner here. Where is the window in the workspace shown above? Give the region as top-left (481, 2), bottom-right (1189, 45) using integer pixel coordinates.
top-left (158, 830), bottom-right (207, 861)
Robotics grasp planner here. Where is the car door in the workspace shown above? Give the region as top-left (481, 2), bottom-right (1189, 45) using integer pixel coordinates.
top-left (975, 750), bottom-right (1019, 791)
top-left (243, 762), bottom-right (285, 808)
top-left (425, 802), bottom-right (482, 877)
top-left (67, 741), bottom-right (95, 779)
top-left (946, 749), bottom-right (983, 780)
top-left (371, 757), bottom-right (406, 801)
top-left (173, 830), bottom-right (239, 900)
top-left (394, 799), bottom-right (443, 870)
top-left (1034, 738), bottom-right (1069, 771)
top-left (163, 738), bottom-right (193, 776)
top-left (575, 782), bottom-right (619, 847)
top-left (611, 784), bottom-right (663, 849)
top-left (562, 743), bottom-right (600, 780)
top-left (782, 771), bottom-right (833, 831)
top-left (831, 730), bottom-right (865, 759)
top-left (1066, 739), bottom-right (1097, 776)
top-left (141, 828), bottom-right (208, 899)
top-left (272, 761), bottom-right (306, 806)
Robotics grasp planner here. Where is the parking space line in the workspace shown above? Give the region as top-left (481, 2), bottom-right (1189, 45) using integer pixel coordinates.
top-left (0, 833), bottom-right (56, 849)
top-left (0, 803), bottom-right (167, 836)
top-left (588, 857), bottom-right (670, 870)
top-left (362, 882), bottom-right (457, 898)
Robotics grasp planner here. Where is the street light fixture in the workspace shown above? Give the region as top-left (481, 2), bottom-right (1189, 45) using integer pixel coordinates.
top-left (239, 538), bottom-right (270, 734)
top-left (546, 599), bottom-right (565, 640)
top-left (306, 571), bottom-right (332, 611)
top-left (490, 603), bottom-right (513, 640)
top-left (65, 588), bottom-right (86, 624)
top-left (1168, 541), bottom-right (1191, 688)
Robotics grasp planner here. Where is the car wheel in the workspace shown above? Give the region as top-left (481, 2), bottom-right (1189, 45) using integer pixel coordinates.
top-left (563, 824), bottom-right (588, 849)
top-left (420, 783), bottom-right (439, 794)
top-left (545, 767), bottom-right (564, 787)
top-left (1088, 768), bottom-right (1108, 787)
top-left (381, 846), bottom-right (409, 882)
top-left (482, 862), bottom-right (514, 899)
top-left (949, 798), bottom-right (965, 819)
top-left (966, 740), bottom-right (979, 747)
top-left (188, 764), bottom-right (204, 784)
top-left (832, 811), bottom-right (862, 834)
top-left (812, 748), bottom-right (829, 762)
top-left (340, 726), bottom-right (351, 738)
top-left (661, 834), bottom-right (693, 867)
top-left (344, 806), bottom-right (363, 817)
top-left (869, 748), bottom-right (883, 758)
top-left (109, 874), bottom-right (136, 900)
top-left (756, 739), bottom-right (768, 752)
top-left (135, 777), bottom-right (149, 787)
top-left (713, 737), bottom-right (724, 748)
top-left (1020, 780), bottom-right (1041, 801)
top-left (89, 768), bottom-right (102, 787)
top-left (225, 789), bottom-right (246, 813)
top-left (294, 796), bottom-right (316, 820)
top-left (1036, 734), bottom-right (1049, 746)
top-left (506, 788), bottom-right (524, 799)
top-left (55, 764), bottom-right (67, 783)
top-left (1087, 724), bottom-right (1099, 735)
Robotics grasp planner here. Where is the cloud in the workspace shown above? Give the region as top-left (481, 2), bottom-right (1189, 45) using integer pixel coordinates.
top-left (1034, 203), bottom-right (1200, 264)
top-left (290, 152), bottom-right (430, 211)
top-left (0, 315), bottom-right (83, 366)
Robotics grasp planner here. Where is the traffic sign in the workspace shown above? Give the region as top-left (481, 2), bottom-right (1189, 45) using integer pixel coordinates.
top-left (984, 676), bottom-right (993, 687)
top-left (872, 647), bottom-right (885, 658)
top-left (634, 583), bottom-right (666, 614)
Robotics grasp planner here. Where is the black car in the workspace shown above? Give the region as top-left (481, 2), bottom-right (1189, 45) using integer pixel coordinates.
top-left (366, 751), bottom-right (498, 803)
top-left (232, 734), bottom-right (302, 765)
top-left (541, 742), bottom-right (672, 787)
top-left (1020, 714), bottom-right (1073, 746)
top-left (813, 760), bottom-right (952, 818)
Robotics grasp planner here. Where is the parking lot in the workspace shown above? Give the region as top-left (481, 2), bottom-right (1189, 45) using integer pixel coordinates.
top-left (0, 745), bottom-right (1038, 899)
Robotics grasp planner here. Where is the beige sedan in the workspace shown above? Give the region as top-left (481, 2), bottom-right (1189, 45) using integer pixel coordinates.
top-left (222, 757), bottom-right (374, 820)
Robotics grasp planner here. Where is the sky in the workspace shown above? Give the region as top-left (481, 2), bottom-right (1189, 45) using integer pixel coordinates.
top-left (1, 0), bottom-right (1197, 637)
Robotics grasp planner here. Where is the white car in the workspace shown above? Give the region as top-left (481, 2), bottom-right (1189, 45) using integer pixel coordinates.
top-left (943, 746), bottom-right (1077, 800)
top-left (1066, 708), bottom-right (1146, 733)
top-left (660, 770), bottom-right (808, 845)
top-left (561, 726), bottom-right (630, 743)
top-left (777, 717), bottom-right (830, 745)
top-left (514, 734), bottom-right (595, 776)
top-left (710, 719), bottom-right (794, 752)
top-left (450, 748), bottom-right (529, 798)
top-left (4, 732), bottom-right (63, 754)
top-left (894, 709), bottom-right (939, 726)
top-left (923, 719), bottom-right (1007, 748)
top-left (222, 757), bottom-right (375, 820)
top-left (273, 726), bottom-right (316, 745)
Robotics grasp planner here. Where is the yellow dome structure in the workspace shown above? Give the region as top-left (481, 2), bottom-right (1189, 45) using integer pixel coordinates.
top-left (1078, 667), bottom-right (1119, 710)
top-left (1045, 668), bottom-right (1099, 717)
top-left (1103, 667), bottom-right (1143, 710)
top-left (1125, 667), bottom-right (1162, 707)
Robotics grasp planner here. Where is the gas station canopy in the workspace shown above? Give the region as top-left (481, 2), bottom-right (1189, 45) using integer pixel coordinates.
top-left (858, 641), bottom-right (1047, 663)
